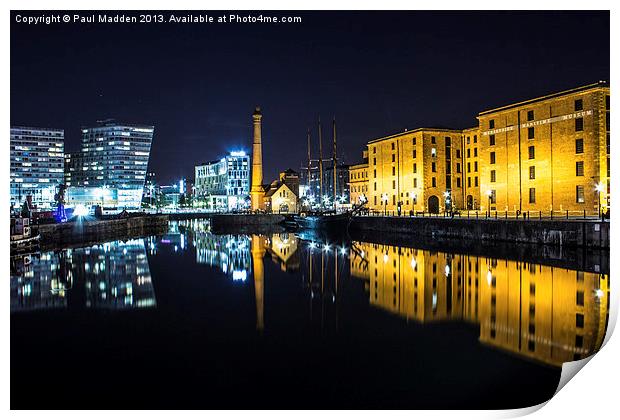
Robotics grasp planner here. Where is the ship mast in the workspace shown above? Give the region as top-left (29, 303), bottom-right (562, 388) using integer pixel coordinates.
top-left (332, 117), bottom-right (337, 208)
top-left (318, 117), bottom-right (324, 205)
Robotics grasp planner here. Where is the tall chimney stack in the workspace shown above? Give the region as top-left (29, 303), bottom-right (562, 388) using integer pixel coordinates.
top-left (250, 107), bottom-right (264, 211)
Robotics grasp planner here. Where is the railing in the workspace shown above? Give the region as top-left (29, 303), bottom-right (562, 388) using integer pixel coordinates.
top-left (359, 209), bottom-right (609, 221)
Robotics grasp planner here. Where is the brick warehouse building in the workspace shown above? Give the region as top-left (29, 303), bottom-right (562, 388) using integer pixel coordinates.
top-left (352, 82), bottom-right (610, 215)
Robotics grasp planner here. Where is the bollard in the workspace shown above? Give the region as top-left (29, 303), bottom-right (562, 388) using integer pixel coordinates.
top-left (540, 211), bottom-right (542, 220)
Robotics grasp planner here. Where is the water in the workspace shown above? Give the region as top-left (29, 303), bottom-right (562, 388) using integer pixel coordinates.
top-left (11, 219), bottom-right (610, 409)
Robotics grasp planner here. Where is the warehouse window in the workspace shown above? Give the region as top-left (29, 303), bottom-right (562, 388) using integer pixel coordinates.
top-left (392, 154), bottom-right (395, 162)
top-left (413, 149), bottom-right (417, 159)
top-left (474, 162), bottom-right (478, 172)
top-left (456, 163), bottom-right (461, 173)
top-left (431, 136), bottom-right (436, 144)
top-left (474, 135), bottom-right (478, 144)
top-left (456, 150), bottom-right (461, 158)
top-left (575, 99), bottom-right (583, 111)
top-left (431, 162), bottom-right (436, 172)
top-left (412, 137), bottom-right (416, 145)
top-left (413, 163), bottom-right (417, 173)
top-left (475, 177), bottom-right (478, 187)
top-left (432, 177), bottom-right (436, 187)
top-left (490, 170), bottom-right (496, 182)
top-left (413, 178), bottom-right (417, 188)
top-left (528, 127), bottom-right (535, 140)
top-left (490, 151), bottom-right (496, 164)
top-left (528, 146), bottom-right (535, 159)
top-left (392, 180), bottom-right (396, 189)
top-left (529, 188), bottom-right (536, 204)
top-left (456, 177), bottom-right (461, 188)
top-left (575, 138), bottom-right (584, 154)
top-left (489, 120), bottom-right (495, 129)
top-left (391, 142), bottom-right (395, 150)
top-left (575, 117), bottom-right (584, 132)
top-left (527, 110), bottom-right (534, 121)
top-left (392, 167), bottom-right (395, 176)
top-left (576, 161), bottom-right (584, 176)
top-left (474, 148), bottom-right (478, 157)
top-left (468, 177), bottom-right (471, 188)
top-left (490, 189), bottom-right (497, 204)
top-left (529, 166), bottom-right (535, 179)
top-left (490, 134), bottom-right (495, 146)
top-left (576, 185), bottom-right (585, 203)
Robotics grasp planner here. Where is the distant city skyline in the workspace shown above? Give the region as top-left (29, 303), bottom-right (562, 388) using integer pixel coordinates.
top-left (11, 10), bottom-right (609, 183)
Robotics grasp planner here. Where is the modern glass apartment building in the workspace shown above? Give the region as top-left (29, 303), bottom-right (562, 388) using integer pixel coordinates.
top-left (10, 126), bottom-right (65, 210)
top-left (194, 151), bottom-right (250, 211)
top-left (65, 121), bottom-right (154, 209)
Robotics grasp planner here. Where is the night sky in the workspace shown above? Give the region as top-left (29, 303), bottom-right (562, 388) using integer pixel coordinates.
top-left (11, 10), bottom-right (609, 183)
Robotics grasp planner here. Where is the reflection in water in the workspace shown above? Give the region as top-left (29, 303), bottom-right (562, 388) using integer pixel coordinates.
top-left (349, 241), bottom-right (610, 367)
top-left (12, 218), bottom-right (609, 370)
top-left (10, 239), bottom-right (156, 312)
top-left (170, 219), bottom-right (609, 367)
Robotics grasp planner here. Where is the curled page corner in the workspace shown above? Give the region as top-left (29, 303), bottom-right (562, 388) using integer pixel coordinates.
top-left (556, 355), bottom-right (595, 395)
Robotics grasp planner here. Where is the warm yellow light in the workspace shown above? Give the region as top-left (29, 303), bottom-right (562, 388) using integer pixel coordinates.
top-left (595, 183), bottom-right (604, 193)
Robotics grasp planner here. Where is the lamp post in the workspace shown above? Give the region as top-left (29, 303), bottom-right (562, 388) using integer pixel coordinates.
top-left (486, 190), bottom-right (493, 217)
top-left (595, 183), bottom-right (604, 219)
top-left (443, 190), bottom-right (451, 216)
top-left (382, 193), bottom-right (388, 215)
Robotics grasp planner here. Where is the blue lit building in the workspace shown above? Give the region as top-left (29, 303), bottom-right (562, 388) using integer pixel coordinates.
top-left (10, 126), bottom-right (65, 210)
top-left (194, 151), bottom-right (250, 211)
top-left (65, 121), bottom-right (154, 209)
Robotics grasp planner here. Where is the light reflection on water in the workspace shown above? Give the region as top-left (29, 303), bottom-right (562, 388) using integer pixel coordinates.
top-left (11, 218), bottom-right (609, 369)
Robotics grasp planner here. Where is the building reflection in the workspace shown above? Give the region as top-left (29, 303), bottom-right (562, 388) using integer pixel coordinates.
top-left (10, 239), bottom-right (156, 312)
top-left (350, 241), bottom-right (609, 367)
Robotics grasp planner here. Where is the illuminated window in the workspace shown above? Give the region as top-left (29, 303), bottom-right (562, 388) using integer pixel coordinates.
top-left (527, 110), bottom-right (534, 121)
top-left (576, 185), bottom-right (585, 203)
top-left (576, 138), bottom-right (584, 154)
top-left (529, 166), bottom-right (535, 179)
top-left (575, 118), bottom-right (584, 132)
top-left (431, 148), bottom-right (437, 157)
top-left (575, 99), bottom-right (583, 111)
top-left (529, 188), bottom-right (536, 203)
top-left (576, 161), bottom-right (584, 176)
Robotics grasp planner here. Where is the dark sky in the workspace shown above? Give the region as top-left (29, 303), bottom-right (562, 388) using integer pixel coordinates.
top-left (11, 10), bottom-right (609, 183)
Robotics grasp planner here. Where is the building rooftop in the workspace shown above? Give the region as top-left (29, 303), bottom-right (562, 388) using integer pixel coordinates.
top-left (478, 81), bottom-right (609, 116)
top-left (367, 127), bottom-right (463, 144)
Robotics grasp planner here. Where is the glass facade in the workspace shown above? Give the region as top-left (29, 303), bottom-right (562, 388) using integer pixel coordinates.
top-left (65, 121), bottom-right (154, 209)
top-left (10, 126), bottom-right (65, 210)
top-left (194, 151), bottom-right (250, 211)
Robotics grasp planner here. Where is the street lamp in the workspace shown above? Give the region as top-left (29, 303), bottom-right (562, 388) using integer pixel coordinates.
top-left (381, 193), bottom-right (388, 215)
top-left (486, 190), bottom-right (493, 217)
top-left (595, 183), bottom-right (604, 219)
top-left (443, 190), bottom-right (451, 215)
